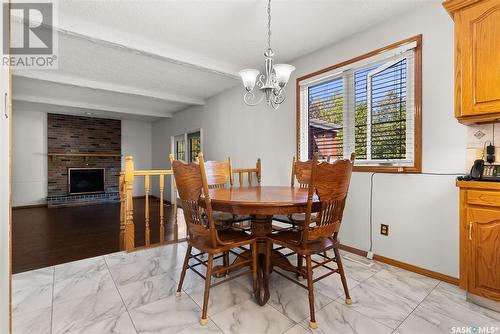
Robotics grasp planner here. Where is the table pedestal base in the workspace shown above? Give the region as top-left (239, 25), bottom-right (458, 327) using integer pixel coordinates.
top-left (206, 186), bottom-right (312, 306)
top-left (212, 215), bottom-right (297, 305)
top-left (251, 215), bottom-right (272, 305)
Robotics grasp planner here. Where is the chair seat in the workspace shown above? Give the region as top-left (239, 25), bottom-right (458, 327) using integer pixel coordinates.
top-left (268, 230), bottom-right (336, 255)
top-left (290, 213), bottom-right (306, 222)
top-left (273, 213), bottom-right (318, 225)
top-left (232, 214), bottom-right (251, 222)
top-left (212, 211), bottom-right (235, 230)
top-left (190, 229), bottom-right (255, 253)
top-left (212, 212), bottom-right (251, 230)
top-left (213, 211), bottom-right (234, 222)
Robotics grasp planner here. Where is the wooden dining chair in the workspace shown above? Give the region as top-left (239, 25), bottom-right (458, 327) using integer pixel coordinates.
top-left (229, 158), bottom-right (262, 229)
top-left (273, 156), bottom-right (313, 228)
top-left (202, 158), bottom-right (237, 273)
top-left (291, 156), bottom-right (313, 189)
top-left (204, 158), bottom-right (233, 189)
top-left (203, 158), bottom-right (236, 229)
top-left (229, 158), bottom-right (262, 187)
top-left (172, 153), bottom-right (258, 325)
top-left (266, 152), bottom-right (355, 329)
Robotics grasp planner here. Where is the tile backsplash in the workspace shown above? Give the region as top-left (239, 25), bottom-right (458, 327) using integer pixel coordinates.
top-left (466, 122), bottom-right (500, 170)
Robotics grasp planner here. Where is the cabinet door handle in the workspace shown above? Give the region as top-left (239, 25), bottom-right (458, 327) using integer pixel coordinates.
top-left (4, 92), bottom-right (8, 119)
top-left (468, 222), bottom-right (473, 241)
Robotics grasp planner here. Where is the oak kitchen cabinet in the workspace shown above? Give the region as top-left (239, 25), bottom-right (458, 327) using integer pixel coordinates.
top-left (444, 0), bottom-right (500, 123)
top-left (457, 181), bottom-right (500, 309)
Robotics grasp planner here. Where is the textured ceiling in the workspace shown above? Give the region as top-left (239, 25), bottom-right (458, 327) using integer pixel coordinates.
top-left (58, 0), bottom-right (434, 69)
top-left (13, 0), bottom-right (436, 120)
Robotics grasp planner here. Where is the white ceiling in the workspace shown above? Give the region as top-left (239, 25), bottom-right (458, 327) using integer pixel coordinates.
top-left (13, 0), bottom-right (435, 121)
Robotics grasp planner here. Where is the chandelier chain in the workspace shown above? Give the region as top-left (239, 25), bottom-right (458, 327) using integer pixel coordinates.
top-left (267, 0), bottom-right (271, 50)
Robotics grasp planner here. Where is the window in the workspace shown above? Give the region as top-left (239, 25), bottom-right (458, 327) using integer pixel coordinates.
top-left (174, 135), bottom-right (186, 161)
top-left (308, 77), bottom-right (344, 160)
top-left (188, 131), bottom-right (201, 163)
top-left (297, 36), bottom-right (421, 172)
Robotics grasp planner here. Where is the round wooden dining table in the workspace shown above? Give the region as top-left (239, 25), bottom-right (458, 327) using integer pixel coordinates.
top-left (207, 186), bottom-right (318, 305)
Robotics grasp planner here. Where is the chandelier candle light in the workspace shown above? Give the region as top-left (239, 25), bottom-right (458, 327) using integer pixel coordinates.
top-left (238, 0), bottom-right (295, 110)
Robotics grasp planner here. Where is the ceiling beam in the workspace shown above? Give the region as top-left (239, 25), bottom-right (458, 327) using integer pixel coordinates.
top-left (54, 25), bottom-right (241, 80)
top-left (13, 94), bottom-right (174, 119)
top-left (10, 13), bottom-right (240, 80)
top-left (14, 72), bottom-right (205, 106)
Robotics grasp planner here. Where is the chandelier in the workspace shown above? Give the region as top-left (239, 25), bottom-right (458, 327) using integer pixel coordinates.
top-left (238, 0), bottom-right (295, 110)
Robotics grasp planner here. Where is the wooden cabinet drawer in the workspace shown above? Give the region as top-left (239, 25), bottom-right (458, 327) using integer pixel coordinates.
top-left (467, 190), bottom-right (500, 207)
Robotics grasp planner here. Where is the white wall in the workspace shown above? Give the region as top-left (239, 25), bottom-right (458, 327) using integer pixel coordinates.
top-left (153, 2), bottom-right (466, 277)
top-left (291, 1), bottom-right (466, 278)
top-left (12, 110), bottom-right (47, 206)
top-left (11, 111), bottom-right (154, 205)
top-left (121, 120), bottom-right (153, 196)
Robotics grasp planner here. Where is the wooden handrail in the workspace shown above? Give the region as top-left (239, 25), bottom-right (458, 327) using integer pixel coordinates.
top-left (120, 154), bottom-right (178, 252)
top-left (133, 170), bottom-right (174, 176)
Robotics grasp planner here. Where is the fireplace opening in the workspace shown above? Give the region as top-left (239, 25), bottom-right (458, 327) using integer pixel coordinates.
top-left (68, 168), bottom-right (105, 194)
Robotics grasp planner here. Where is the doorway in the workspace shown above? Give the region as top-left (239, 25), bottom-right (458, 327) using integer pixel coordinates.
top-left (173, 130), bottom-right (202, 163)
top-left (171, 129), bottom-right (202, 203)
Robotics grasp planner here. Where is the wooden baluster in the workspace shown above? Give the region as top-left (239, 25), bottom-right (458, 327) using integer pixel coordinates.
top-left (239, 172), bottom-right (243, 186)
top-left (145, 175), bottom-right (150, 247)
top-left (248, 171), bottom-right (253, 186)
top-left (159, 174), bottom-right (165, 244)
top-left (169, 154), bottom-right (179, 242)
top-left (119, 172), bottom-right (125, 250)
top-left (125, 156), bottom-right (135, 252)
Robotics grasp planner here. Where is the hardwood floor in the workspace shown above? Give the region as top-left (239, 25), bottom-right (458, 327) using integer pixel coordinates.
top-left (12, 198), bottom-right (179, 274)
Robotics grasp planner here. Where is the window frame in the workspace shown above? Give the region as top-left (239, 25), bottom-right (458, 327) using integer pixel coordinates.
top-left (295, 35), bottom-right (422, 173)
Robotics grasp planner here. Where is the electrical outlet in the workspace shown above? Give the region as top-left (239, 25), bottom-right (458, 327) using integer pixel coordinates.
top-left (380, 224), bottom-right (389, 236)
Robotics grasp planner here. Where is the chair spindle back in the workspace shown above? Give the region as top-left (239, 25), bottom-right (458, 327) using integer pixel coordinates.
top-left (302, 153), bottom-right (355, 243)
top-left (291, 156), bottom-right (313, 189)
top-left (204, 159), bottom-right (232, 189)
top-left (230, 158), bottom-right (262, 186)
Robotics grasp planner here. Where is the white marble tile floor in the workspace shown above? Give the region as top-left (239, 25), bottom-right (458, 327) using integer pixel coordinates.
top-left (12, 242), bottom-right (500, 334)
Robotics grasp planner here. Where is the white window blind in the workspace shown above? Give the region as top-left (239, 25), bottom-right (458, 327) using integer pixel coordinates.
top-left (299, 45), bottom-right (416, 167)
top-left (307, 76), bottom-right (344, 160)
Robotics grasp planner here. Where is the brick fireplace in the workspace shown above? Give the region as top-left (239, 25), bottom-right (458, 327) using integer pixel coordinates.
top-left (47, 113), bottom-right (121, 207)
